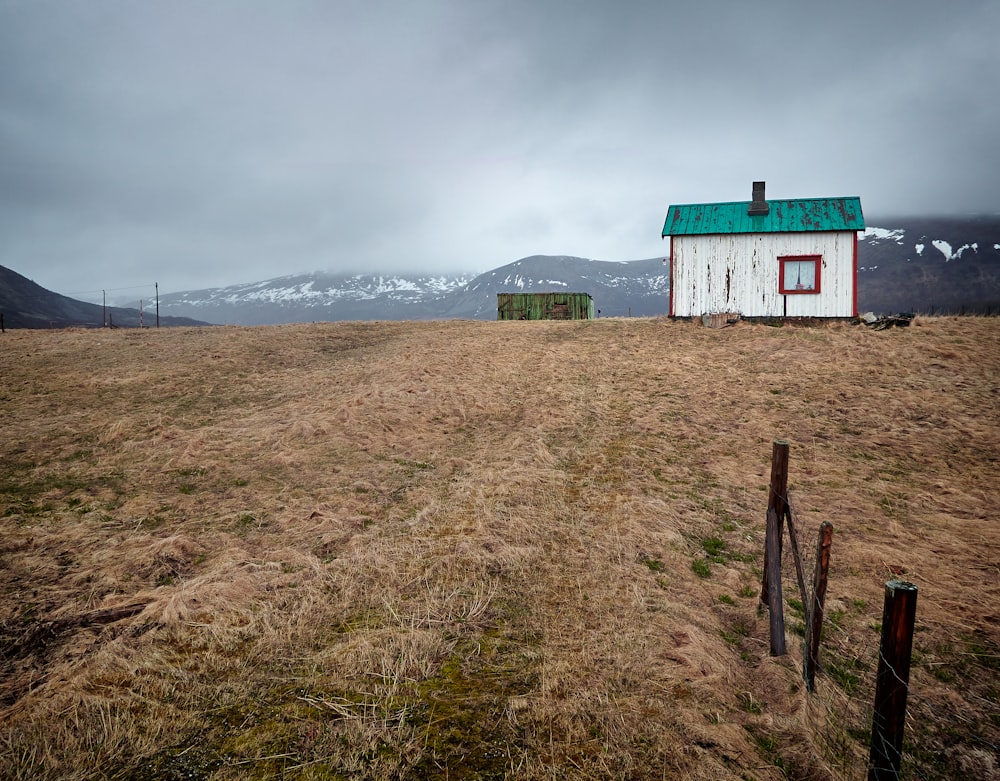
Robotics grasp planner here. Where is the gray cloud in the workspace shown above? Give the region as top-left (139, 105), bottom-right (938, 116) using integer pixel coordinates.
top-left (1, 0), bottom-right (998, 299)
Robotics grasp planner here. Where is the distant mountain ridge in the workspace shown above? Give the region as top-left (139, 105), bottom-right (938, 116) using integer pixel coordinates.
top-left (156, 215), bottom-right (998, 325)
top-left (153, 257), bottom-right (669, 325)
top-left (157, 271), bottom-right (477, 326)
top-left (856, 216), bottom-right (1000, 314)
top-left (3, 215), bottom-right (998, 327)
top-left (441, 256), bottom-right (668, 319)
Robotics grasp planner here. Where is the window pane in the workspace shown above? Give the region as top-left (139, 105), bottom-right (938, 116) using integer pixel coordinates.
top-left (788, 260), bottom-right (816, 291)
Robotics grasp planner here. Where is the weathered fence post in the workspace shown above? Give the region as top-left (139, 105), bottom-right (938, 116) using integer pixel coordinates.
top-left (760, 440), bottom-right (790, 605)
top-left (868, 580), bottom-right (918, 781)
top-left (765, 507), bottom-right (786, 656)
top-left (804, 521), bottom-right (833, 692)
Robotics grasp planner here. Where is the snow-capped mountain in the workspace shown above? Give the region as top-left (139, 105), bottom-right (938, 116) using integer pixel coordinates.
top-left (439, 256), bottom-right (668, 319)
top-left (149, 215), bottom-right (999, 325)
top-left (157, 271), bottom-right (476, 325)
top-left (158, 258), bottom-right (671, 325)
top-left (7, 216), bottom-right (996, 329)
top-left (857, 216), bottom-right (1000, 314)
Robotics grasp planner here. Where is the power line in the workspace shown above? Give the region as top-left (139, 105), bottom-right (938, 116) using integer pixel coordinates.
top-left (65, 283), bottom-right (157, 296)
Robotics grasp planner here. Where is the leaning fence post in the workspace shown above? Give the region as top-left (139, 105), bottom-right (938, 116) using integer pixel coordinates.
top-left (782, 496), bottom-right (808, 612)
top-left (804, 522), bottom-right (833, 692)
top-left (868, 580), bottom-right (918, 781)
top-left (765, 507), bottom-right (786, 656)
top-left (760, 440), bottom-right (790, 604)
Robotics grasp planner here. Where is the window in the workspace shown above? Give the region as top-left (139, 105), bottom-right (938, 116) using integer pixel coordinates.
top-left (779, 255), bottom-right (821, 294)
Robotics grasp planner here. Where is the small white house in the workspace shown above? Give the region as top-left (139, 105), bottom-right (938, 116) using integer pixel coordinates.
top-left (662, 182), bottom-right (865, 318)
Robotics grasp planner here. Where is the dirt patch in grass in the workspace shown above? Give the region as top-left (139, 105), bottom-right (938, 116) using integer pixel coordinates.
top-left (1, 316), bottom-right (997, 779)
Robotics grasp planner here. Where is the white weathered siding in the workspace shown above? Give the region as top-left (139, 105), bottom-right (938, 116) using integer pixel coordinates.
top-left (671, 231), bottom-right (856, 318)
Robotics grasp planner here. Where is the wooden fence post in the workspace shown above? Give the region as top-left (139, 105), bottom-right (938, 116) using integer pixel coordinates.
top-left (804, 522), bottom-right (833, 692)
top-left (765, 507), bottom-right (786, 656)
top-left (760, 440), bottom-right (790, 604)
top-left (868, 580), bottom-right (918, 781)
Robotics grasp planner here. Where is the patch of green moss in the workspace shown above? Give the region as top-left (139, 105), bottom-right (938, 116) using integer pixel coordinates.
top-left (691, 559), bottom-right (711, 578)
top-left (702, 536), bottom-right (727, 562)
top-left (124, 744), bottom-right (224, 780)
top-left (825, 657), bottom-right (864, 695)
top-left (639, 554), bottom-right (666, 572)
top-left (412, 635), bottom-right (537, 779)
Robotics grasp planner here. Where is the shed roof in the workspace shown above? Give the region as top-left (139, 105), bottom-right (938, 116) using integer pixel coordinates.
top-left (662, 196), bottom-right (864, 237)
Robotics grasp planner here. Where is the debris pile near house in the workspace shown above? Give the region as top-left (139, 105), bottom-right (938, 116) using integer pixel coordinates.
top-left (701, 312), bottom-right (741, 329)
top-left (859, 312), bottom-right (914, 330)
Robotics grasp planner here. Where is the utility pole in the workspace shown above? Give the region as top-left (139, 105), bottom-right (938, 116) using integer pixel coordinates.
top-left (103, 289), bottom-right (107, 328)
top-left (155, 282), bottom-right (160, 328)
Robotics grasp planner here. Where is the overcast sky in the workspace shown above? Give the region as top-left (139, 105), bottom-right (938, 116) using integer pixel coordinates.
top-left (2, 0), bottom-right (998, 299)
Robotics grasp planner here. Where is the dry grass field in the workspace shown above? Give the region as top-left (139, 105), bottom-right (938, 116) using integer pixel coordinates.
top-left (1, 316), bottom-right (997, 780)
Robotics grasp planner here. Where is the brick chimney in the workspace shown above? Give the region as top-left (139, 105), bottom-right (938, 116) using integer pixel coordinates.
top-left (748, 181), bottom-right (769, 216)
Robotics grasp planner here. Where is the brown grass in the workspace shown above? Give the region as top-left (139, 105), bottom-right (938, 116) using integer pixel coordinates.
top-left (0, 316), bottom-right (997, 780)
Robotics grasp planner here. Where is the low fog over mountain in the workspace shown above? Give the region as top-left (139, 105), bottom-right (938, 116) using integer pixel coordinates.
top-left (3, 216), bottom-right (998, 328)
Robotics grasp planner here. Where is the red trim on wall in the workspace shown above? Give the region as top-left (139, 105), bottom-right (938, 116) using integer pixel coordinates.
top-left (668, 237), bottom-right (674, 317)
top-left (778, 255), bottom-right (822, 295)
top-left (852, 231), bottom-right (858, 317)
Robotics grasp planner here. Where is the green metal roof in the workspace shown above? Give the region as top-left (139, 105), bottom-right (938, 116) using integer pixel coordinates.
top-left (662, 196), bottom-right (864, 237)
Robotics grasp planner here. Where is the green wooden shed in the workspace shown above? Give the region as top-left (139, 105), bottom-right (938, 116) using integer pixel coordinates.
top-left (497, 292), bottom-right (595, 320)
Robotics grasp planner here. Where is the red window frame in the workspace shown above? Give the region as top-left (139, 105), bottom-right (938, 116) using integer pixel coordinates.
top-left (778, 255), bottom-right (822, 294)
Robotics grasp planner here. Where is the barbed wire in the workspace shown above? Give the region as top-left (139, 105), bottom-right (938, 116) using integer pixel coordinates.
top-left (772, 491), bottom-right (997, 781)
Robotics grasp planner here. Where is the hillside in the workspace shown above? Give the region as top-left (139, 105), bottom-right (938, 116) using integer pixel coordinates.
top-left (858, 216), bottom-right (1000, 314)
top-left (0, 265), bottom-right (208, 329)
top-left (1, 317), bottom-right (996, 779)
